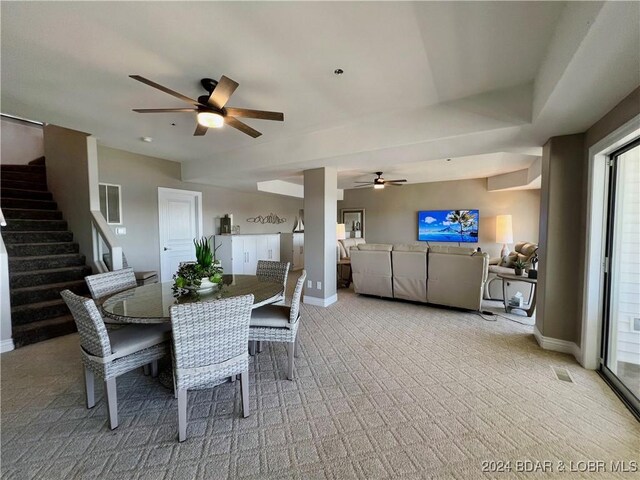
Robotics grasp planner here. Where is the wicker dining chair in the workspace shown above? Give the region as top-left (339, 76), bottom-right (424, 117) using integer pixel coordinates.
top-left (256, 260), bottom-right (290, 303)
top-left (60, 290), bottom-right (170, 430)
top-left (170, 294), bottom-right (254, 442)
top-left (248, 271), bottom-right (306, 380)
top-left (85, 268), bottom-right (138, 302)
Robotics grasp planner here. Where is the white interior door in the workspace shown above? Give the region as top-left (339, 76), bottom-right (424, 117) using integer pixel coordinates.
top-left (158, 188), bottom-right (203, 282)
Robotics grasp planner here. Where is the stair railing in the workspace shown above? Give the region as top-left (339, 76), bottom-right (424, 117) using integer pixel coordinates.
top-left (0, 208), bottom-right (15, 351)
top-left (90, 210), bottom-right (123, 273)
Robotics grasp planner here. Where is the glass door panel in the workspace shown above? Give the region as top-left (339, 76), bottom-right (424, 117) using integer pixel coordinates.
top-left (603, 139), bottom-right (640, 413)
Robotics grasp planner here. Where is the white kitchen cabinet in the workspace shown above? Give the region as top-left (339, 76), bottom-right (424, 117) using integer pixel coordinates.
top-left (280, 233), bottom-right (304, 271)
top-left (215, 234), bottom-right (281, 274)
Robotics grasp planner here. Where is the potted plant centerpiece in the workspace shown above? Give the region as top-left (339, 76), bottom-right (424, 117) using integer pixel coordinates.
top-left (173, 237), bottom-right (223, 294)
top-left (513, 259), bottom-right (527, 276)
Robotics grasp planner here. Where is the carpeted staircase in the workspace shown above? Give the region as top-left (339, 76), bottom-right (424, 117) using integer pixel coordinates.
top-left (1, 158), bottom-right (91, 347)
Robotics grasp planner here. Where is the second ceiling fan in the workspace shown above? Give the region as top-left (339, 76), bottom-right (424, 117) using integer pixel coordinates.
top-left (354, 172), bottom-right (407, 189)
top-left (130, 74), bottom-right (284, 138)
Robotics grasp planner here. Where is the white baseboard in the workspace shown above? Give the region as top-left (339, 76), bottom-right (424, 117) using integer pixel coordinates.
top-left (303, 294), bottom-right (338, 307)
top-left (0, 338), bottom-right (15, 353)
top-left (534, 326), bottom-right (581, 363)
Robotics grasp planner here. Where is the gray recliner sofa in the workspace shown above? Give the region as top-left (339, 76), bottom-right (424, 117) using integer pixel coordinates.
top-left (484, 241), bottom-right (538, 302)
top-left (350, 243), bottom-right (489, 311)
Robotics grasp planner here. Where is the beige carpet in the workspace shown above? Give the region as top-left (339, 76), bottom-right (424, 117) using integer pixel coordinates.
top-left (1, 280), bottom-right (638, 479)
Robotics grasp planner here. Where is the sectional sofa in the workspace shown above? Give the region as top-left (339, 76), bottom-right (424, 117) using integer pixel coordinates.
top-left (349, 243), bottom-right (489, 311)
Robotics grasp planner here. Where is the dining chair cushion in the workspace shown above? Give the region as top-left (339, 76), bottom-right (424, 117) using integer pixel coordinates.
top-left (250, 305), bottom-right (291, 329)
top-left (108, 324), bottom-right (171, 360)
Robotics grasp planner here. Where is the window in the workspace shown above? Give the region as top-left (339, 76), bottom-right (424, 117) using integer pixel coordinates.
top-left (99, 183), bottom-right (122, 224)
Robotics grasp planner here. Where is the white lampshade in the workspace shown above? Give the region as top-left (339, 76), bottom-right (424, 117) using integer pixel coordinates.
top-left (496, 215), bottom-right (513, 244)
top-left (336, 223), bottom-right (346, 241)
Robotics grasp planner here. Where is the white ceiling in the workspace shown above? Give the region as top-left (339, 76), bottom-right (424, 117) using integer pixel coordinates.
top-left (2, 2), bottom-right (639, 190)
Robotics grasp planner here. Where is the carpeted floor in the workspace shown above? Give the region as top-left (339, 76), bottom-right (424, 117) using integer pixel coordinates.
top-left (1, 279), bottom-right (638, 479)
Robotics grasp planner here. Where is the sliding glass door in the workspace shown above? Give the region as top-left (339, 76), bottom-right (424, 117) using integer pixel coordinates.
top-left (602, 138), bottom-right (640, 415)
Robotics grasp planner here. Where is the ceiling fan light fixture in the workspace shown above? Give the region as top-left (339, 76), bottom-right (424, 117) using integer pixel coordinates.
top-left (374, 184), bottom-right (385, 189)
top-left (197, 111), bottom-right (224, 128)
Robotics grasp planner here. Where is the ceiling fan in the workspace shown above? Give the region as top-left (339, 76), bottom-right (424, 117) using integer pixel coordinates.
top-left (354, 172), bottom-right (407, 189)
top-left (130, 75), bottom-right (284, 138)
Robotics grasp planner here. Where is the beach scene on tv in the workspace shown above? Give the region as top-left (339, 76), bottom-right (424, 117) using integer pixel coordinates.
top-left (418, 210), bottom-right (479, 243)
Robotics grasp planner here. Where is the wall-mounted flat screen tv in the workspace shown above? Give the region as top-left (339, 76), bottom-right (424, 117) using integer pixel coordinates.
top-left (418, 209), bottom-right (479, 243)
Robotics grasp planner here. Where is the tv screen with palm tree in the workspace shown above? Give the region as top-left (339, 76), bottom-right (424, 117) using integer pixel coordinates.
top-left (418, 210), bottom-right (479, 243)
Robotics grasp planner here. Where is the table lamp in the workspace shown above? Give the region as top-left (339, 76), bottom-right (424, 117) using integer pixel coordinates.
top-left (336, 223), bottom-right (346, 241)
top-left (496, 214), bottom-right (513, 258)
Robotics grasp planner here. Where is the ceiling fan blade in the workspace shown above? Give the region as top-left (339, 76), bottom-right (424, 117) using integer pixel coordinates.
top-left (383, 179), bottom-right (407, 183)
top-left (225, 116), bottom-right (261, 138)
top-left (387, 183), bottom-right (404, 186)
top-left (130, 75), bottom-right (199, 106)
top-left (353, 181), bottom-right (374, 184)
top-left (194, 124), bottom-right (208, 136)
top-left (133, 108), bottom-right (197, 113)
top-left (208, 75), bottom-right (239, 109)
top-left (354, 184), bottom-right (373, 188)
top-left (225, 108), bottom-right (284, 121)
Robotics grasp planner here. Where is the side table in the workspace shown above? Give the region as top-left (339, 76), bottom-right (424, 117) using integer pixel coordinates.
top-left (497, 273), bottom-right (537, 317)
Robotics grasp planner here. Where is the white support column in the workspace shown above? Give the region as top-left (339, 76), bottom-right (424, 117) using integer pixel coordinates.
top-left (303, 167), bottom-right (338, 307)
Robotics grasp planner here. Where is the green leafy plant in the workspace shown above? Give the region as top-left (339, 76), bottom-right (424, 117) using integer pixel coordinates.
top-left (513, 259), bottom-right (527, 270)
top-left (173, 237), bottom-right (223, 295)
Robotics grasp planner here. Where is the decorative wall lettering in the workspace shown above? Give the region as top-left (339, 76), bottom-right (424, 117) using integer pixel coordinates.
top-left (246, 213), bottom-right (287, 225)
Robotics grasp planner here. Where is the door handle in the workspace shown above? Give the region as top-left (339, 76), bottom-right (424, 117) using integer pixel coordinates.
top-left (164, 247), bottom-right (171, 251)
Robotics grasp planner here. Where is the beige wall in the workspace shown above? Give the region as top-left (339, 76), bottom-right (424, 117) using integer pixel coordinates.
top-left (1, 118), bottom-right (44, 165)
top-left (537, 86), bottom-right (639, 348)
top-left (536, 134), bottom-right (585, 343)
top-left (97, 146), bottom-right (303, 273)
top-left (44, 125), bottom-right (97, 265)
top-left (339, 178), bottom-right (540, 259)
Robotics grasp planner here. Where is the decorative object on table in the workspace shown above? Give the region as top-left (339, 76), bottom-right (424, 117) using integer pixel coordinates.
top-left (495, 214), bottom-right (513, 257)
top-left (528, 252), bottom-right (539, 278)
top-left (220, 214), bottom-right (232, 234)
top-left (509, 292), bottom-right (524, 308)
top-left (173, 237), bottom-right (223, 295)
top-left (293, 216), bottom-right (304, 232)
top-left (513, 259), bottom-right (527, 276)
top-left (246, 213), bottom-right (287, 224)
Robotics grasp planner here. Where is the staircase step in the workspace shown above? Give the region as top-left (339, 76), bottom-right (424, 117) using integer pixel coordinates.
top-left (10, 280), bottom-right (88, 306)
top-left (12, 315), bottom-right (77, 348)
top-left (11, 299), bottom-right (70, 325)
top-left (28, 157), bottom-right (46, 166)
top-left (1, 218), bottom-right (67, 232)
top-left (0, 197), bottom-right (57, 210)
top-left (10, 265), bottom-right (91, 289)
top-left (0, 170), bottom-right (47, 184)
top-left (0, 179), bottom-right (48, 191)
top-left (9, 253), bottom-right (85, 272)
top-left (5, 242), bottom-right (79, 256)
top-left (0, 164), bottom-right (46, 173)
top-left (1, 188), bottom-right (52, 201)
top-left (1, 231), bottom-right (73, 244)
top-left (1, 208), bottom-right (62, 220)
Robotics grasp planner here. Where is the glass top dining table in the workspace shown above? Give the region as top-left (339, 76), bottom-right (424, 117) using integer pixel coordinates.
top-left (101, 274), bottom-right (284, 324)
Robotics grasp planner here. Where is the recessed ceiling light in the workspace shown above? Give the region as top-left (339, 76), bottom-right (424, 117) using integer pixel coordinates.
top-left (141, 136), bottom-right (153, 143)
top-left (334, 68), bottom-right (344, 75)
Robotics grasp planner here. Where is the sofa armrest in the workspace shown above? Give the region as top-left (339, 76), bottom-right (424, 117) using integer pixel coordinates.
top-left (489, 257), bottom-right (501, 265)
